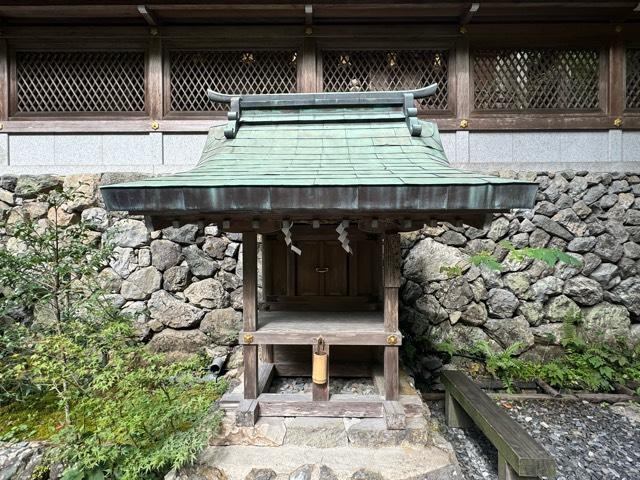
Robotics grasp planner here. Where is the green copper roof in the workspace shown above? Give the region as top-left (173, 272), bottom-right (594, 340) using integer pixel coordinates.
top-left (101, 88), bottom-right (537, 215)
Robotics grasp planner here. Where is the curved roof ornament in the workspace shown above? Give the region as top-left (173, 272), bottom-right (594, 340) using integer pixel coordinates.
top-left (206, 83), bottom-right (438, 107)
top-left (207, 83), bottom-right (438, 139)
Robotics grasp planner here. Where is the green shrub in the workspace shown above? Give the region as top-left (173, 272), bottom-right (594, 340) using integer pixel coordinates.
top-left (0, 192), bottom-right (227, 479)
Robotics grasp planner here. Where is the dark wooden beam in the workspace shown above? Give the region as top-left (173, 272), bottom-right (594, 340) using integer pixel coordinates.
top-left (460, 2), bottom-right (479, 25)
top-left (136, 4), bottom-right (158, 26)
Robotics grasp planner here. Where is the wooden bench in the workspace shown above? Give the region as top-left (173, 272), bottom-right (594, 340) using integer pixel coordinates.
top-left (441, 370), bottom-right (557, 480)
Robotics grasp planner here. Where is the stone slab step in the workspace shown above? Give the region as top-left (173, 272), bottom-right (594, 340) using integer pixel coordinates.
top-left (190, 444), bottom-right (459, 480)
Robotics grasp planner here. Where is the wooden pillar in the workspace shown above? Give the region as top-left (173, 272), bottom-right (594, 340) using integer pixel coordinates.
top-left (608, 35), bottom-right (624, 119)
top-left (383, 233), bottom-right (401, 401)
top-left (0, 38), bottom-right (9, 123)
top-left (298, 36), bottom-right (317, 93)
top-left (242, 231), bottom-right (258, 400)
top-left (147, 35), bottom-right (163, 121)
top-left (454, 36), bottom-right (471, 124)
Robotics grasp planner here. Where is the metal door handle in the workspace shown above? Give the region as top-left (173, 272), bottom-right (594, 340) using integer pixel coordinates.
top-left (315, 267), bottom-right (329, 273)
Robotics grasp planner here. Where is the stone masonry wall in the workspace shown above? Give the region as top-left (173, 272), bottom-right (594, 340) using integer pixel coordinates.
top-left (1, 171), bottom-right (640, 384)
top-left (400, 170), bottom-right (640, 382)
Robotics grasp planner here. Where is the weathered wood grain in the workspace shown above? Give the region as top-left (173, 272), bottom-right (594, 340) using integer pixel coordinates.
top-left (236, 398), bottom-right (259, 427)
top-left (383, 400), bottom-right (406, 430)
top-left (384, 347), bottom-right (399, 401)
top-left (442, 371), bottom-right (556, 478)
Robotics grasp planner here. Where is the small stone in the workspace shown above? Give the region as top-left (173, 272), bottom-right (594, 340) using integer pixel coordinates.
top-left (350, 469), bottom-right (384, 480)
top-left (63, 174), bottom-right (100, 211)
top-left (151, 239), bottom-right (182, 271)
top-left (503, 272), bottom-right (530, 297)
top-left (581, 253), bottom-right (602, 275)
top-left (225, 242), bottom-right (240, 258)
top-left (148, 290), bottom-right (205, 328)
top-left (533, 214), bottom-right (573, 241)
top-left (563, 275), bottom-right (603, 306)
top-left (162, 224), bottom-right (199, 244)
top-left (15, 175), bottom-right (62, 198)
top-left (97, 267), bottom-right (123, 293)
top-left (460, 302), bottom-right (488, 326)
top-left (599, 194), bottom-right (619, 210)
top-left (138, 248), bottom-right (151, 267)
top-left (611, 277), bottom-right (640, 315)
top-left (551, 208), bottom-right (587, 237)
top-left (204, 224), bottom-right (220, 236)
top-left (109, 246), bottom-right (137, 278)
top-left (203, 236), bottom-right (230, 259)
top-left (185, 278), bottom-right (229, 309)
top-left (163, 265), bottom-right (190, 292)
top-left (81, 207), bottom-right (109, 231)
top-left (609, 179), bottom-right (630, 193)
top-left (148, 328), bottom-right (209, 354)
top-left (438, 230), bottom-right (467, 246)
top-left (582, 302), bottom-right (631, 344)
top-left (531, 276), bottom-right (564, 301)
top-left (590, 263), bottom-right (619, 285)
top-left (106, 219), bottom-right (150, 248)
top-left (216, 270), bottom-right (242, 291)
top-left (618, 192), bottom-right (635, 210)
top-left (535, 201), bottom-right (559, 216)
top-left (594, 234), bottom-right (624, 262)
top-left (415, 295), bottom-right (448, 325)
top-left (623, 241), bottom-right (640, 259)
top-left (605, 221), bottom-right (629, 243)
top-left (518, 301), bottom-right (545, 326)
top-left (567, 236), bottom-right (596, 253)
top-left (576, 201), bottom-right (597, 221)
top-left (531, 323), bottom-right (566, 346)
top-left (120, 266), bottom-right (162, 300)
top-left (0, 188), bottom-right (15, 205)
top-left (200, 308), bottom-right (242, 345)
top-left (487, 288), bottom-right (519, 318)
top-left (484, 316), bottom-right (534, 351)
top-left (183, 244), bottom-right (219, 277)
top-left (582, 184), bottom-right (608, 205)
top-left (544, 294), bottom-right (581, 323)
top-left (440, 277), bottom-right (474, 310)
top-left (529, 228), bottom-right (551, 248)
top-left (487, 217), bottom-right (510, 241)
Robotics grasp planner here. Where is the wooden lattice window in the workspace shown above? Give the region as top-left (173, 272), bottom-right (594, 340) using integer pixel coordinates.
top-left (321, 49), bottom-right (449, 110)
top-left (14, 51), bottom-right (146, 114)
top-left (472, 48), bottom-right (600, 111)
top-left (626, 48), bottom-right (640, 110)
top-left (169, 50), bottom-right (299, 112)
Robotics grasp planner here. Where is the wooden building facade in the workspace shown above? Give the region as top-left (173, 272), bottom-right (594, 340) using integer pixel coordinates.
top-left (0, 1), bottom-right (639, 173)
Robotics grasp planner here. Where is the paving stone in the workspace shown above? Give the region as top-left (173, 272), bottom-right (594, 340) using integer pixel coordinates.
top-left (284, 417), bottom-right (348, 448)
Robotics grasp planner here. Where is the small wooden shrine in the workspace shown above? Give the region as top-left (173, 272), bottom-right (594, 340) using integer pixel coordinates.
top-left (101, 86), bottom-right (536, 428)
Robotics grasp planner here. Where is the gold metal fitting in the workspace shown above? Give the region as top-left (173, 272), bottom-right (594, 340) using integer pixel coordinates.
top-left (386, 334), bottom-right (398, 345)
top-left (151, 120), bottom-right (160, 130)
top-left (305, 26), bottom-right (313, 35)
top-left (243, 334), bottom-right (254, 344)
top-left (459, 26), bottom-right (467, 34)
top-left (614, 117), bottom-right (623, 128)
top-left (459, 119), bottom-right (469, 129)
top-left (615, 25), bottom-right (623, 33)
top-left (150, 27), bottom-right (158, 36)
top-left (0, 123), bottom-right (3, 131)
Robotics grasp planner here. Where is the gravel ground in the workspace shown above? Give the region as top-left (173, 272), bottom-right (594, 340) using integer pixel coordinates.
top-left (269, 376), bottom-right (377, 395)
top-left (428, 399), bottom-right (640, 480)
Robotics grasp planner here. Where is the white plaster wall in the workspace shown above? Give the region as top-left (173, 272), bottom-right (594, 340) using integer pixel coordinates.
top-left (0, 130), bottom-right (638, 175)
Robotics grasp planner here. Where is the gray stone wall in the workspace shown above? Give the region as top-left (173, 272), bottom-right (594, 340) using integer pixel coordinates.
top-left (1, 171), bottom-right (640, 384)
top-left (400, 170), bottom-right (640, 382)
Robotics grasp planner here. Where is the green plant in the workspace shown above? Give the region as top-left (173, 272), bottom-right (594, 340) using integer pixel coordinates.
top-left (500, 240), bottom-right (583, 268)
top-left (0, 192), bottom-right (226, 479)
